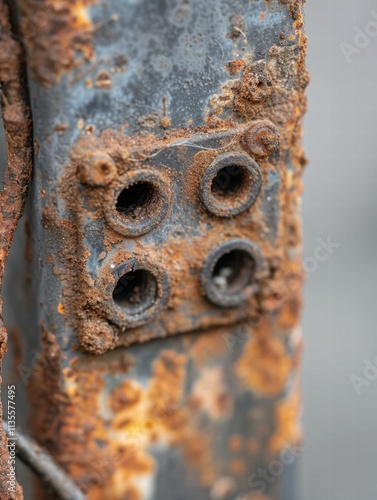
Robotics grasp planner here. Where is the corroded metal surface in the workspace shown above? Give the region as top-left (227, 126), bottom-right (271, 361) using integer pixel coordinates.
top-left (5, 0), bottom-right (307, 498)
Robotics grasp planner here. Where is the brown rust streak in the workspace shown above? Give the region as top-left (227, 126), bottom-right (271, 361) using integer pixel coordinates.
top-left (0, 0), bottom-right (33, 497)
top-left (268, 383), bottom-right (302, 455)
top-left (279, 0), bottom-right (306, 25)
top-left (236, 319), bottom-right (293, 397)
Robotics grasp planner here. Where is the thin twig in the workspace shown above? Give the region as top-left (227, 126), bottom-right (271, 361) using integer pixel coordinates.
top-left (3, 421), bottom-right (86, 500)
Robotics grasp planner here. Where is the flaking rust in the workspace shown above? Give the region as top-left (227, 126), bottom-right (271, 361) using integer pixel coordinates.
top-left (19, 0), bottom-right (96, 87)
top-left (15, 0), bottom-right (308, 498)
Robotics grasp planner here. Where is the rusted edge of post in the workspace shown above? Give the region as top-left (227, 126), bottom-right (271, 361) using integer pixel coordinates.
top-left (0, 1), bottom-right (33, 497)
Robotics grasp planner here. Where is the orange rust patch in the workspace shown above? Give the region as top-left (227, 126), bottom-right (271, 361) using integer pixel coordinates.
top-left (230, 458), bottom-right (246, 476)
top-left (57, 302), bottom-right (65, 315)
top-left (225, 59), bottom-right (246, 75)
top-left (228, 434), bottom-right (243, 453)
top-left (268, 389), bottom-right (302, 455)
top-left (109, 380), bottom-right (143, 413)
top-left (104, 349), bottom-right (219, 495)
top-left (238, 61), bottom-right (273, 103)
top-left (276, 296), bottom-right (302, 331)
top-left (236, 322), bottom-right (292, 397)
top-left (122, 487), bottom-right (141, 500)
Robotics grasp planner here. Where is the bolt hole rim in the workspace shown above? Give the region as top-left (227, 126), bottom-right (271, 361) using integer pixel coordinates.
top-left (200, 152), bottom-right (262, 217)
top-left (107, 258), bottom-right (170, 327)
top-left (201, 239), bottom-right (265, 307)
top-left (113, 268), bottom-right (158, 315)
top-left (106, 169), bottom-right (171, 237)
top-left (212, 249), bottom-right (255, 294)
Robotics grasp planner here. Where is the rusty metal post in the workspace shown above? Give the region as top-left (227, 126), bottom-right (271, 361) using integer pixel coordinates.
top-left (1, 1), bottom-right (308, 499)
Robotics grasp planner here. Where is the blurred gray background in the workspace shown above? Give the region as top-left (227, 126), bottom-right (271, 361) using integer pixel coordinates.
top-left (302, 1), bottom-right (377, 499)
top-left (1, 1), bottom-right (377, 499)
